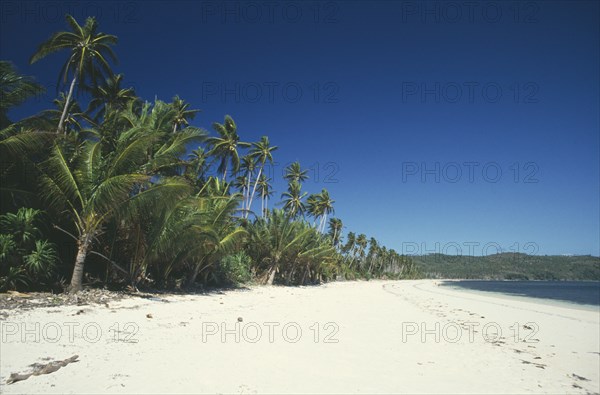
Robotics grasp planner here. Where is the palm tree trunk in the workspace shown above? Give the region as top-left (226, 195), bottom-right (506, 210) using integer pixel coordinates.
top-left (173, 123), bottom-right (177, 133)
top-left (69, 232), bottom-right (91, 293)
top-left (266, 266), bottom-right (277, 285)
top-left (58, 74), bottom-right (77, 134)
top-left (246, 165), bottom-right (263, 218)
top-left (186, 257), bottom-right (206, 287)
top-left (222, 162), bottom-right (229, 182)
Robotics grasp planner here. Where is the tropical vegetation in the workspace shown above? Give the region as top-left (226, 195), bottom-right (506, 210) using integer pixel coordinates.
top-left (0, 15), bottom-right (419, 293)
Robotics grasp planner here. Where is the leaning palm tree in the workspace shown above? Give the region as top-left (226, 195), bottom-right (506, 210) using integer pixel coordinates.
top-left (316, 189), bottom-right (335, 233)
top-left (0, 61), bottom-right (44, 128)
top-left (30, 15), bottom-right (118, 134)
top-left (246, 136), bottom-right (278, 218)
top-left (38, 115), bottom-right (204, 291)
top-left (283, 161), bottom-right (309, 183)
top-left (206, 115), bottom-right (250, 181)
top-left (281, 180), bottom-right (307, 218)
top-left (327, 218), bottom-right (343, 247)
top-left (171, 95), bottom-right (200, 133)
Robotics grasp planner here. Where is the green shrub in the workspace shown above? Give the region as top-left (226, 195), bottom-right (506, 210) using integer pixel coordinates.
top-left (218, 252), bottom-right (252, 285)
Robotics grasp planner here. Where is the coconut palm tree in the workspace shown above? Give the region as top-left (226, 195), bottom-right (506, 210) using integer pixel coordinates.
top-left (246, 136), bottom-right (278, 218)
top-left (245, 209), bottom-right (336, 285)
top-left (30, 15), bottom-right (118, 134)
top-left (281, 180), bottom-right (307, 218)
top-left (38, 114), bottom-right (204, 291)
top-left (171, 95), bottom-right (200, 133)
top-left (327, 218), bottom-right (343, 247)
top-left (257, 174), bottom-right (273, 217)
top-left (355, 233), bottom-right (368, 270)
top-left (316, 189), bottom-right (335, 233)
top-left (87, 73), bottom-right (137, 121)
top-left (283, 161), bottom-right (308, 183)
top-left (206, 115), bottom-right (250, 181)
top-left (0, 61), bottom-right (44, 128)
top-left (238, 155), bottom-right (256, 213)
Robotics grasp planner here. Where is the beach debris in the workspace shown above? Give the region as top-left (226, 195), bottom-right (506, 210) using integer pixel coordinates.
top-left (6, 355), bottom-right (79, 384)
top-left (520, 360), bottom-right (546, 369)
top-left (237, 317), bottom-right (243, 322)
top-left (523, 324), bottom-right (534, 330)
top-left (571, 373), bottom-right (590, 381)
top-left (146, 313), bottom-right (153, 319)
top-left (74, 309), bottom-right (85, 315)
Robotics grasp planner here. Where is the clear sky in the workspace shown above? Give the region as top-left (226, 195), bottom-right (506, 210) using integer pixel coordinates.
top-left (1, 0), bottom-right (598, 256)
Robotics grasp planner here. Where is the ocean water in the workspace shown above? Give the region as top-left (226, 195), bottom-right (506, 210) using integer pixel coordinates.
top-left (442, 280), bottom-right (600, 306)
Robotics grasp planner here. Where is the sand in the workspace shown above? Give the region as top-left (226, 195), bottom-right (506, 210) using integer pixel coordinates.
top-left (1, 280), bottom-right (598, 394)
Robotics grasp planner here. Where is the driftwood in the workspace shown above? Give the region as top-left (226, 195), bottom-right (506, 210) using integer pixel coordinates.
top-left (6, 355), bottom-right (79, 384)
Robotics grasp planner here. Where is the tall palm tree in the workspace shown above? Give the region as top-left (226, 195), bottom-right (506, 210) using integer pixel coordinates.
top-left (238, 155), bottom-right (256, 213)
top-left (283, 161), bottom-right (308, 183)
top-left (281, 180), bottom-right (307, 218)
top-left (171, 95), bottom-right (200, 133)
top-left (32, 93), bottom-right (90, 134)
top-left (0, 61), bottom-right (44, 128)
top-left (206, 115), bottom-right (250, 181)
top-left (327, 218), bottom-right (343, 247)
top-left (257, 174), bottom-right (273, 217)
top-left (30, 15), bottom-right (118, 134)
top-left (355, 233), bottom-right (368, 269)
top-left (246, 136), bottom-right (278, 218)
top-left (316, 189), bottom-right (335, 233)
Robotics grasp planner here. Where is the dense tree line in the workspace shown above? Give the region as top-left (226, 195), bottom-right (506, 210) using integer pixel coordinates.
top-left (0, 15), bottom-right (418, 292)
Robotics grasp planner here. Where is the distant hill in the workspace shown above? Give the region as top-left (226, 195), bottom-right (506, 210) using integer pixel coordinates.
top-left (413, 253), bottom-right (600, 280)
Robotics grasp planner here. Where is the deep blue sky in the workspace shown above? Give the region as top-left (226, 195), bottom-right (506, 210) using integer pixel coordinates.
top-left (1, 1), bottom-right (599, 256)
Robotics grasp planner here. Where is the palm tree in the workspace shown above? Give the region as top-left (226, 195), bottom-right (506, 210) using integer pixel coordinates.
top-left (87, 73), bottom-right (137, 121)
top-left (257, 174), bottom-right (273, 217)
top-left (38, 115), bottom-right (204, 291)
top-left (32, 93), bottom-right (90, 134)
top-left (238, 155), bottom-right (256, 213)
top-left (356, 233), bottom-right (368, 270)
top-left (30, 15), bottom-right (118, 134)
top-left (327, 218), bottom-right (343, 247)
top-left (245, 209), bottom-right (336, 285)
top-left (283, 161), bottom-right (308, 183)
top-left (171, 95), bottom-right (200, 133)
top-left (316, 189), bottom-right (335, 233)
top-left (307, 189), bottom-right (335, 232)
top-left (186, 147), bottom-right (208, 183)
top-left (246, 136), bottom-right (278, 218)
top-left (281, 180), bottom-right (307, 218)
top-left (206, 115), bottom-right (250, 181)
top-left (0, 61), bottom-right (44, 128)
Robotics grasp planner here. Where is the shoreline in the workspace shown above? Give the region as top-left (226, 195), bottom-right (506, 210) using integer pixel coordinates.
top-left (1, 280), bottom-right (599, 394)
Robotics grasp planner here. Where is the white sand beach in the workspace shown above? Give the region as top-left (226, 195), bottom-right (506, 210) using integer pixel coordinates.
top-left (1, 280), bottom-right (599, 394)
